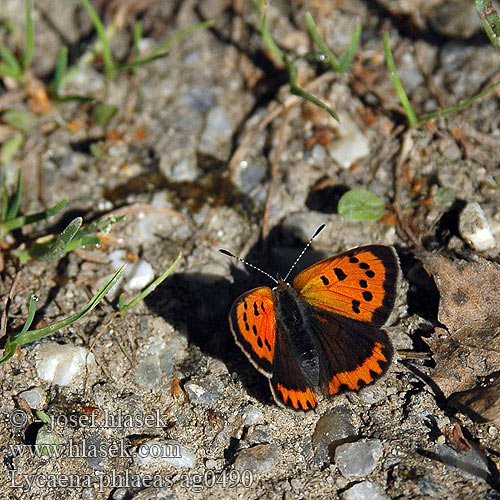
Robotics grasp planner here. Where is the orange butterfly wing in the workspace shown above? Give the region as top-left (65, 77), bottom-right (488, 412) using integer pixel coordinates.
top-left (293, 245), bottom-right (399, 327)
top-left (229, 287), bottom-right (276, 376)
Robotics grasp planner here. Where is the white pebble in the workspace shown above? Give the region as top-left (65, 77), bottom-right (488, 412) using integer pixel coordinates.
top-left (459, 202), bottom-right (496, 251)
top-left (35, 343), bottom-right (94, 386)
top-left (328, 114), bottom-right (370, 169)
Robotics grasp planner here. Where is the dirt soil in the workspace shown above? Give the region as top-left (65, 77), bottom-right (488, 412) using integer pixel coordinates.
top-left (1, 1), bottom-right (500, 499)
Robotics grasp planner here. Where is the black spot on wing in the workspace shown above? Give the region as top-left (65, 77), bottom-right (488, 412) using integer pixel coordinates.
top-left (334, 268), bottom-right (347, 281)
top-left (320, 275), bottom-right (329, 285)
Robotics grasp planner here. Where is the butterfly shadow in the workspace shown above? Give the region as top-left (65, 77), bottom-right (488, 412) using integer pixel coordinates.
top-left (144, 224), bottom-right (328, 406)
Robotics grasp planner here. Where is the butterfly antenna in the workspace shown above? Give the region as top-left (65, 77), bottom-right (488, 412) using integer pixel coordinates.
top-left (219, 249), bottom-right (278, 284)
top-left (283, 223), bottom-right (326, 282)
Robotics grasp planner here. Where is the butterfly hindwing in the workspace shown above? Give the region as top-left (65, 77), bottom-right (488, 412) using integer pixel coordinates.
top-left (229, 286), bottom-right (276, 376)
top-left (308, 306), bottom-right (393, 395)
top-left (293, 245), bottom-right (399, 327)
top-left (269, 329), bottom-right (318, 410)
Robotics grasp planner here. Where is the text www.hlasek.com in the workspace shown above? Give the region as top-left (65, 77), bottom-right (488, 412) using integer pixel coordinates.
top-left (10, 469), bottom-right (254, 493)
top-left (8, 437), bottom-right (173, 460)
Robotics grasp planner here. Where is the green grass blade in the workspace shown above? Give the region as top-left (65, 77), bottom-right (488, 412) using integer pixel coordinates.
top-left (305, 12), bottom-right (341, 72)
top-left (0, 293), bottom-right (37, 363)
top-left (150, 20), bottom-right (214, 58)
top-left (418, 78), bottom-right (500, 125)
top-left (133, 20), bottom-right (142, 59)
top-left (117, 52), bottom-right (170, 71)
top-left (339, 23), bottom-right (362, 72)
top-left (1, 198), bottom-right (67, 236)
top-left (0, 265), bottom-right (127, 362)
top-left (41, 216), bottom-right (82, 263)
top-left (259, 10), bottom-right (285, 64)
top-left (0, 61), bottom-right (21, 79)
top-left (0, 44), bottom-right (22, 80)
top-left (384, 32), bottom-right (418, 128)
top-left (22, 0), bottom-right (34, 71)
top-left (80, 0), bottom-right (115, 79)
top-left (118, 252), bottom-right (181, 315)
top-left (53, 46), bottom-right (68, 96)
top-left (287, 60), bottom-right (339, 121)
top-left (6, 169), bottom-right (22, 220)
top-left (475, 0), bottom-right (500, 48)
top-left (1, 167), bottom-right (7, 223)
top-left (11, 294), bottom-right (37, 341)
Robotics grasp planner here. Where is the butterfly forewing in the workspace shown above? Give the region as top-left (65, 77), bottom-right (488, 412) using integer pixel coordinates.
top-left (293, 245), bottom-right (399, 327)
top-left (229, 286), bottom-right (276, 376)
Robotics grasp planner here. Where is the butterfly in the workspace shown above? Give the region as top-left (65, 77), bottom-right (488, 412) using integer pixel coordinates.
top-left (220, 225), bottom-right (400, 410)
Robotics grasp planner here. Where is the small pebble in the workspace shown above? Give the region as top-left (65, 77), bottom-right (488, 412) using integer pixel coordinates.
top-left (312, 405), bottom-right (357, 465)
top-left (241, 405), bottom-right (264, 426)
top-left (198, 106), bottom-right (233, 161)
top-left (184, 379), bottom-right (221, 405)
top-left (35, 343), bottom-right (94, 386)
top-left (341, 481), bottom-right (388, 500)
top-left (18, 387), bottom-right (46, 410)
top-left (108, 250), bottom-right (155, 291)
top-left (135, 439), bottom-right (195, 468)
top-left (335, 439), bottom-right (383, 478)
top-left (246, 425), bottom-right (271, 446)
top-left (458, 202), bottom-right (496, 251)
top-left (233, 444), bottom-right (281, 473)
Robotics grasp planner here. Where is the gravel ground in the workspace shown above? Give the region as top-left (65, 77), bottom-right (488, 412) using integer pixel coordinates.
top-left (1, 1), bottom-right (500, 499)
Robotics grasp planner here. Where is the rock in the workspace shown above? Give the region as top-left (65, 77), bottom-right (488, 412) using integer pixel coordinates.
top-left (184, 378), bottom-right (222, 405)
top-left (233, 444), bottom-right (281, 473)
top-left (459, 202), bottom-right (496, 252)
top-left (312, 405), bottom-right (357, 465)
top-left (35, 343), bottom-right (94, 386)
top-left (435, 443), bottom-right (489, 481)
top-left (136, 439), bottom-right (195, 468)
top-left (18, 387), bottom-right (46, 410)
top-left (334, 439), bottom-right (383, 478)
top-left (341, 481), bottom-right (388, 500)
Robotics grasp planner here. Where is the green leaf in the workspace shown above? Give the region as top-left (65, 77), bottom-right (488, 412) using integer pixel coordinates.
top-left (92, 103), bottom-right (118, 127)
top-left (338, 188), bottom-right (386, 221)
top-left (1, 133), bottom-right (24, 163)
top-left (3, 109), bottom-right (38, 132)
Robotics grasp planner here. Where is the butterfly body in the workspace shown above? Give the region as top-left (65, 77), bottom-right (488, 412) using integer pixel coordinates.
top-left (227, 244), bottom-right (400, 410)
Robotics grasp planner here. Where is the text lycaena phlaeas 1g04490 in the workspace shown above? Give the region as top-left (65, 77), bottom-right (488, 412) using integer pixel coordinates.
top-left (220, 225), bottom-right (400, 410)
